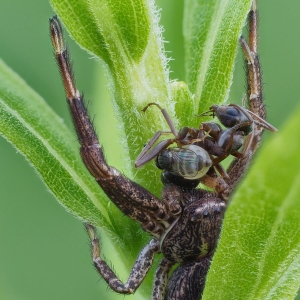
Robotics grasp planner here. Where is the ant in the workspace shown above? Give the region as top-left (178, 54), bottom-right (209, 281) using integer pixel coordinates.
top-left (135, 103), bottom-right (277, 179)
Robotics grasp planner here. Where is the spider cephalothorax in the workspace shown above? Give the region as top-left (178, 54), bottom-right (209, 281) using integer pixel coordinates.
top-left (50, 1), bottom-right (276, 299)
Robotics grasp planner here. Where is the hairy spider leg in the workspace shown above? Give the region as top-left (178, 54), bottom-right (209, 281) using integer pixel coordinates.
top-left (200, 0), bottom-right (266, 200)
top-left (152, 258), bottom-right (174, 299)
top-left (50, 16), bottom-right (179, 295)
top-left (86, 223), bottom-right (160, 294)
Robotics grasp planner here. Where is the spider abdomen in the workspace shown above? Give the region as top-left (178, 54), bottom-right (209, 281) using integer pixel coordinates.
top-left (165, 257), bottom-right (211, 300)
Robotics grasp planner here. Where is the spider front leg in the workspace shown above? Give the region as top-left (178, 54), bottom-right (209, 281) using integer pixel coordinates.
top-left (50, 17), bottom-right (177, 238)
top-left (86, 223), bottom-right (160, 294)
top-left (226, 0), bottom-right (266, 194)
top-left (201, 1), bottom-right (268, 200)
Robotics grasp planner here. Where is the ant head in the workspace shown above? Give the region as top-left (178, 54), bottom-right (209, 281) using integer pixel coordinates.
top-left (210, 105), bottom-right (246, 128)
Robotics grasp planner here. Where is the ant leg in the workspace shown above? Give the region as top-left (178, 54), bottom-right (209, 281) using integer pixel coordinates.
top-left (231, 151), bottom-right (243, 158)
top-left (247, 110), bottom-right (278, 132)
top-left (50, 17), bottom-right (174, 237)
top-left (136, 104), bottom-right (197, 167)
top-left (86, 224), bottom-right (160, 294)
top-left (143, 103), bottom-right (178, 137)
top-left (152, 258), bottom-right (174, 300)
top-left (230, 104), bottom-right (277, 132)
top-left (201, 169), bottom-right (230, 201)
top-left (135, 131), bottom-right (173, 167)
top-left (189, 128), bottom-right (211, 144)
top-left (212, 121), bottom-right (251, 164)
top-left (214, 163), bottom-right (229, 180)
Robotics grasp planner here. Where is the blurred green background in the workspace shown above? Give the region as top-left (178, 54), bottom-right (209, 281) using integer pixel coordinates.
top-left (0, 0), bottom-right (299, 299)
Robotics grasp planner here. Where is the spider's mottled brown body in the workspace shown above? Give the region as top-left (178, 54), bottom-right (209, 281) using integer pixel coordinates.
top-left (50, 1), bottom-right (274, 299)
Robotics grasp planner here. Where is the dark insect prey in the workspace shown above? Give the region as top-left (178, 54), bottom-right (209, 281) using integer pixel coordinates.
top-left (135, 102), bottom-right (276, 181)
top-left (50, 1), bottom-right (276, 299)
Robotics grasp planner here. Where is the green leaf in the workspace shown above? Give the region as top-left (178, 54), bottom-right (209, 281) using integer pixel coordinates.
top-left (89, 0), bottom-right (150, 63)
top-left (0, 59), bottom-right (112, 229)
top-left (183, 0), bottom-right (252, 118)
top-left (171, 81), bottom-right (194, 128)
top-left (50, 0), bottom-right (150, 66)
top-left (203, 107), bottom-right (300, 299)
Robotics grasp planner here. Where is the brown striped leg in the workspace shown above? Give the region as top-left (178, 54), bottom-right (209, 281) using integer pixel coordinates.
top-left (49, 16), bottom-right (176, 236)
top-left (152, 258), bottom-right (174, 300)
top-left (86, 223), bottom-right (160, 294)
